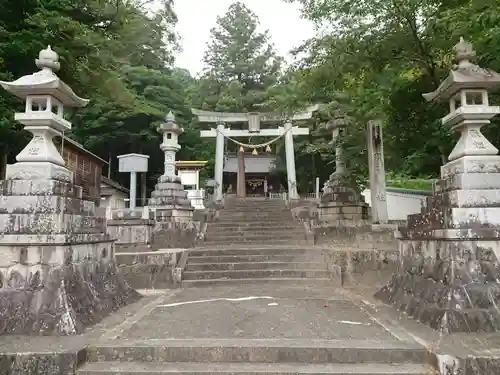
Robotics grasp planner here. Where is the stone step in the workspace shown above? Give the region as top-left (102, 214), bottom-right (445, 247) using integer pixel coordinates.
top-left (205, 232), bottom-right (301, 238)
top-left (218, 213), bottom-right (293, 218)
top-left (222, 206), bottom-right (288, 210)
top-left (77, 361), bottom-right (432, 375)
top-left (204, 234), bottom-right (305, 242)
top-left (85, 338), bottom-right (426, 364)
top-left (224, 201), bottom-right (285, 206)
top-left (223, 208), bottom-right (287, 212)
top-left (212, 220), bottom-right (299, 226)
top-left (182, 269), bottom-right (331, 280)
top-left (201, 239), bottom-right (308, 249)
top-left (190, 248), bottom-right (322, 256)
top-left (211, 221), bottom-right (297, 226)
top-left (199, 239), bottom-right (309, 249)
top-left (187, 254), bottom-right (326, 263)
top-left (207, 225), bottom-right (300, 232)
top-left (185, 262), bottom-right (327, 271)
top-left (181, 278), bottom-right (334, 288)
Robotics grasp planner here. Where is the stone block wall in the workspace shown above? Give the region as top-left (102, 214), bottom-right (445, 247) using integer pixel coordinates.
top-left (291, 202), bottom-right (398, 288)
top-left (116, 249), bottom-right (188, 289)
top-left (106, 205), bottom-right (220, 289)
top-left (0, 179), bottom-right (140, 335)
top-left (375, 171), bottom-right (500, 333)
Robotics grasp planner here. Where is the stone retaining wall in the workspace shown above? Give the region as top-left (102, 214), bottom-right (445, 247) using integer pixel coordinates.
top-left (291, 204), bottom-right (399, 287)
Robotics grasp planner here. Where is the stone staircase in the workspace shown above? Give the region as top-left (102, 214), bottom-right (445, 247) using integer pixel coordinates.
top-left (182, 198), bottom-right (329, 287)
top-left (75, 198), bottom-right (436, 375)
top-left (203, 198), bottom-right (306, 246)
top-left (79, 338), bottom-right (433, 375)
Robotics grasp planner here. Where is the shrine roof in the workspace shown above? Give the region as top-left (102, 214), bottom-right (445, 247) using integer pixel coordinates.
top-left (54, 135), bottom-right (106, 164)
top-left (176, 160), bottom-right (208, 169)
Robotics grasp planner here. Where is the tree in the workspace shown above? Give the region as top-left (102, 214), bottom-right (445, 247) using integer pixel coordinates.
top-left (0, 0), bottom-right (188, 192)
top-left (279, 0), bottom-right (465, 183)
top-left (198, 1), bottom-right (283, 111)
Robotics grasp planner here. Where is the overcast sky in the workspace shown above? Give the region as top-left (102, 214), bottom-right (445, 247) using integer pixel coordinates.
top-left (172, 0), bottom-right (316, 75)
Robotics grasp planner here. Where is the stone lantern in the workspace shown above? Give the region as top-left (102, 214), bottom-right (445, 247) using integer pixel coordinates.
top-left (327, 109), bottom-right (348, 177)
top-left (423, 37), bottom-right (500, 163)
top-left (375, 38), bottom-right (500, 333)
top-left (319, 109), bottom-right (370, 223)
top-left (0, 46), bottom-right (89, 180)
top-left (0, 46), bottom-right (139, 335)
top-left (158, 111), bottom-right (183, 178)
top-left (149, 111), bottom-right (194, 222)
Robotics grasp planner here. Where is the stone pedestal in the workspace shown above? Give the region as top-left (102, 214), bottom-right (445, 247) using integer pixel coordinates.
top-left (106, 207), bottom-right (154, 253)
top-left (149, 175), bottom-right (194, 223)
top-left (319, 186), bottom-right (370, 225)
top-left (375, 156), bottom-right (500, 332)
top-left (375, 38), bottom-right (500, 333)
top-left (0, 176), bottom-right (140, 335)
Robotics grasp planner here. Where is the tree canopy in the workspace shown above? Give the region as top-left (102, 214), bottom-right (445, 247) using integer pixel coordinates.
top-left (1, 0), bottom-right (500, 194)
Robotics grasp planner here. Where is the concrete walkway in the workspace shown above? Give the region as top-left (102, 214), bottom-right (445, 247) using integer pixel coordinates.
top-left (3, 283), bottom-right (496, 374)
top-left (75, 284), bottom-right (433, 374)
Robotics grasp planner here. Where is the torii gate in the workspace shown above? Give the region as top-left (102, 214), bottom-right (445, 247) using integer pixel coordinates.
top-left (193, 106), bottom-right (318, 201)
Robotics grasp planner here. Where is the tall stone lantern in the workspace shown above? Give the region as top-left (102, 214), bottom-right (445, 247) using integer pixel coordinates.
top-left (376, 38), bottom-right (500, 333)
top-left (149, 112), bottom-right (194, 222)
top-left (159, 111), bottom-right (183, 178)
top-left (0, 46), bottom-right (139, 336)
top-left (319, 109), bottom-right (370, 223)
top-left (327, 109), bottom-right (347, 179)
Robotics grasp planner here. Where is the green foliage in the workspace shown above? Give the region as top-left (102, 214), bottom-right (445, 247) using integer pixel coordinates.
top-left (0, 0), bottom-right (190, 191)
top-left (192, 1), bottom-right (283, 112)
top-left (275, 0), bottom-right (500, 189)
top-left (3, 0), bottom-right (500, 197)
top-left (387, 179), bottom-right (434, 192)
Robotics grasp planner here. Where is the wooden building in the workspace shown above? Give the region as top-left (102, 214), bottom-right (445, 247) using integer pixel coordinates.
top-left (54, 136), bottom-right (106, 204)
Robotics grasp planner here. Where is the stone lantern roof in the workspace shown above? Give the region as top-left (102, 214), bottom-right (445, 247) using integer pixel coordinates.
top-left (327, 109), bottom-right (348, 131)
top-left (157, 111), bottom-right (184, 134)
top-left (0, 46), bottom-right (89, 107)
top-left (423, 37), bottom-right (500, 102)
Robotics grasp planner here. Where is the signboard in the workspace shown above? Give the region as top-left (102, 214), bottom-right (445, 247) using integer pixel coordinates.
top-left (117, 153), bottom-right (149, 173)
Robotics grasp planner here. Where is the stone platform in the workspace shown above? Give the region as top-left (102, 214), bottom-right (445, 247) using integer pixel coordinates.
top-left (3, 283), bottom-right (500, 374)
top-left (0, 283), bottom-right (442, 375)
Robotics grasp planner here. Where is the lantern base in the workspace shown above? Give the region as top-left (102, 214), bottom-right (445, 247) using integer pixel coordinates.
top-left (6, 161), bottom-right (72, 182)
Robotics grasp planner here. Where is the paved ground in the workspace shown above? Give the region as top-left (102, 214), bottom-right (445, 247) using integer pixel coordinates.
top-left (122, 285), bottom-right (396, 341)
top-left (2, 283), bottom-right (499, 371)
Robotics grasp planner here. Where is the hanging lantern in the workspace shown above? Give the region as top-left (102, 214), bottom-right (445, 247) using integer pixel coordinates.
top-left (265, 145), bottom-right (272, 153)
top-left (252, 148), bottom-right (258, 156)
top-left (239, 146), bottom-right (244, 153)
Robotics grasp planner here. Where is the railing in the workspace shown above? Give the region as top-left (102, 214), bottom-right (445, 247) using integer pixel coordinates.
top-left (304, 192), bottom-right (319, 200)
top-left (269, 192), bottom-right (288, 200)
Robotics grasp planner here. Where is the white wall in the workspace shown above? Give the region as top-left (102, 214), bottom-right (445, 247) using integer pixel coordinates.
top-left (362, 188), bottom-right (429, 221)
top-left (178, 170), bottom-right (199, 188)
top-left (101, 191), bottom-right (128, 209)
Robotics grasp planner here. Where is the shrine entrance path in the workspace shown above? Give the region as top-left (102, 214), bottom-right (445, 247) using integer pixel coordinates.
top-left (76, 284), bottom-right (435, 374)
top-left (120, 284), bottom-right (402, 340)
top-left (1, 284), bottom-right (450, 374)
